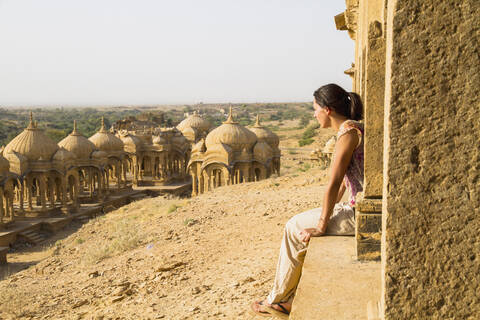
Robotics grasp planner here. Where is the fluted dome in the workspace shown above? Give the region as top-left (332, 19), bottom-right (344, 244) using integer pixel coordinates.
top-left (205, 108), bottom-right (257, 152)
top-left (177, 111), bottom-right (211, 134)
top-left (92, 150), bottom-right (108, 159)
top-left (89, 117), bottom-right (124, 152)
top-left (119, 134), bottom-right (143, 148)
top-left (4, 113), bottom-right (59, 161)
top-left (253, 141), bottom-right (273, 162)
top-left (53, 148), bottom-right (76, 162)
top-left (191, 139), bottom-right (206, 153)
top-left (249, 115), bottom-right (280, 149)
top-left (0, 152), bottom-right (10, 175)
top-left (172, 132), bottom-right (188, 146)
top-left (153, 135), bottom-right (167, 145)
top-left (58, 121), bottom-right (97, 159)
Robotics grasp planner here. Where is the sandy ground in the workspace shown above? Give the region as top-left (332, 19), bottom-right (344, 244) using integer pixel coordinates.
top-left (0, 120), bottom-right (336, 320)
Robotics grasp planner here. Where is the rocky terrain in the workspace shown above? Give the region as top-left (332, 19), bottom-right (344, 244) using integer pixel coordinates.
top-left (0, 118), bottom-right (335, 320)
top-left (0, 166), bottom-right (331, 320)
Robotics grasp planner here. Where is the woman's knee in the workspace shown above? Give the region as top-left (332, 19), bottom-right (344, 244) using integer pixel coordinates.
top-left (285, 217), bottom-right (297, 234)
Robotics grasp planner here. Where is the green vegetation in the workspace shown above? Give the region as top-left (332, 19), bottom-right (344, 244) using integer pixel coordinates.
top-left (168, 204), bottom-right (180, 213)
top-left (0, 107), bottom-right (142, 145)
top-left (85, 216), bottom-right (142, 264)
top-left (298, 123), bottom-right (320, 146)
top-left (298, 163), bottom-right (312, 172)
top-left (299, 114), bottom-right (311, 127)
top-left (0, 102), bottom-right (313, 146)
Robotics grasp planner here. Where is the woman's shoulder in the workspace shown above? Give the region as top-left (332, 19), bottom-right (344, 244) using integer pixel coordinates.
top-left (337, 120), bottom-right (363, 147)
top-left (338, 120), bottom-right (363, 137)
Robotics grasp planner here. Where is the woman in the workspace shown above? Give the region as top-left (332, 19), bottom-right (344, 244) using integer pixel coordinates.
top-left (251, 83), bottom-right (364, 318)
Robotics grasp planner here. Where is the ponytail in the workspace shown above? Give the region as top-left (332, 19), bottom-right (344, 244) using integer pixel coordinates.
top-left (347, 92), bottom-right (363, 121)
top-left (313, 84), bottom-right (364, 121)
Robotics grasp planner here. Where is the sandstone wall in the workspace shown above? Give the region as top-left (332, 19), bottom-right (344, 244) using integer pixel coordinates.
top-left (382, 0), bottom-right (480, 318)
top-left (362, 0), bottom-right (386, 198)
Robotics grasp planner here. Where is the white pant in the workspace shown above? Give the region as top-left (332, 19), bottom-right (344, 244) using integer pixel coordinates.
top-left (267, 203), bottom-right (355, 304)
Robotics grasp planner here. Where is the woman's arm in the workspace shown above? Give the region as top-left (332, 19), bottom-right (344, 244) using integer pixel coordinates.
top-left (300, 130), bottom-right (359, 242)
top-left (336, 180), bottom-right (346, 203)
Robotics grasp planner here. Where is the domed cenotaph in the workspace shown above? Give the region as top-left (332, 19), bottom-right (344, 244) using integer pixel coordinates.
top-left (188, 108), bottom-right (280, 196)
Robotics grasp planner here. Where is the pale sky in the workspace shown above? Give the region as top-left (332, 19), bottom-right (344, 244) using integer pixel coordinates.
top-left (0, 0), bottom-right (352, 106)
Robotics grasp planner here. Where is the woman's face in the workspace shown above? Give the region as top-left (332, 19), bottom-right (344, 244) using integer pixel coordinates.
top-left (313, 100), bottom-right (330, 128)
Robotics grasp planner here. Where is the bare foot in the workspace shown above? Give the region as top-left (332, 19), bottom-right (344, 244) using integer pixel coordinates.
top-left (251, 300), bottom-right (271, 316)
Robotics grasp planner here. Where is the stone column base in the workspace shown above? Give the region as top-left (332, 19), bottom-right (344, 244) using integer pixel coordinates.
top-left (355, 196), bottom-right (382, 261)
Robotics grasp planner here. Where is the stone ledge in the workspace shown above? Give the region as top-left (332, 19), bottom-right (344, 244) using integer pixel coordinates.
top-left (356, 198), bottom-right (382, 213)
top-left (290, 237), bottom-right (381, 320)
top-left (356, 212), bottom-right (382, 233)
top-left (356, 211), bottom-right (382, 261)
top-left (0, 246), bottom-right (8, 264)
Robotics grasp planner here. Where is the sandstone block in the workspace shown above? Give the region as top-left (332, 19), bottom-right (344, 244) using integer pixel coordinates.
top-left (0, 246), bottom-right (7, 264)
top-left (355, 199), bottom-right (382, 261)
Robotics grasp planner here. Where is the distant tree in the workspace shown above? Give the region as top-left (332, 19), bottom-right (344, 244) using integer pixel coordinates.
top-left (45, 129), bottom-right (68, 142)
top-left (300, 115), bottom-right (310, 127)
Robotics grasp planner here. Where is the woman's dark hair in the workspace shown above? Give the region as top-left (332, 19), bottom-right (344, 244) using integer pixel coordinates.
top-left (313, 83), bottom-right (363, 121)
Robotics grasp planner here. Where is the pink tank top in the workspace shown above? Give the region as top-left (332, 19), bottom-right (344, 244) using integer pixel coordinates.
top-left (337, 120), bottom-right (364, 206)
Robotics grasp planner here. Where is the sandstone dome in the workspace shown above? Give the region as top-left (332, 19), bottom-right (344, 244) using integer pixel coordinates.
top-left (91, 150), bottom-right (108, 159)
top-left (119, 133), bottom-right (143, 148)
top-left (191, 139), bottom-right (206, 153)
top-left (0, 152), bottom-right (10, 175)
top-left (177, 111), bottom-right (211, 134)
top-left (53, 148), bottom-right (76, 162)
top-left (253, 140), bottom-right (273, 161)
top-left (58, 121), bottom-right (97, 159)
top-left (248, 115), bottom-right (279, 149)
top-left (172, 131), bottom-right (188, 145)
top-left (4, 113), bottom-right (59, 161)
top-left (152, 135), bottom-right (167, 145)
top-left (89, 117), bottom-right (124, 152)
top-left (205, 108), bottom-right (257, 152)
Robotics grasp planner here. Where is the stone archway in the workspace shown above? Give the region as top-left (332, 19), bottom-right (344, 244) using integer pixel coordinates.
top-left (202, 163), bottom-right (230, 192)
top-left (67, 175), bottom-right (76, 203)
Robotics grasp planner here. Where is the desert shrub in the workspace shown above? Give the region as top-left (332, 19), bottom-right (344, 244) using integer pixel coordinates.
top-left (299, 115), bottom-right (311, 127)
top-left (298, 138), bottom-right (314, 146)
top-left (85, 217), bottom-right (141, 264)
top-left (298, 123), bottom-right (319, 146)
top-left (168, 204), bottom-right (180, 213)
top-left (298, 163), bottom-right (312, 172)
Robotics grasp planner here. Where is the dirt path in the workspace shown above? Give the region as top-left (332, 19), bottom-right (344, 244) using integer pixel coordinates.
top-left (0, 167), bottom-right (331, 320)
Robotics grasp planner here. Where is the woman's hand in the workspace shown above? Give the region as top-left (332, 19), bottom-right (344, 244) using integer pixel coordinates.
top-left (299, 227), bottom-right (324, 242)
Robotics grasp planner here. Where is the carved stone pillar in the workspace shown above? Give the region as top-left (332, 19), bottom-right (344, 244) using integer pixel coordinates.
top-left (0, 187), bottom-right (4, 222)
top-left (337, 0), bottom-right (385, 261)
top-left (19, 181), bottom-right (24, 212)
top-left (198, 174), bottom-right (204, 194)
top-left (61, 178), bottom-right (67, 208)
top-left (27, 178), bottom-right (33, 210)
top-left (191, 172), bottom-right (197, 196)
top-left (40, 176), bottom-right (47, 210)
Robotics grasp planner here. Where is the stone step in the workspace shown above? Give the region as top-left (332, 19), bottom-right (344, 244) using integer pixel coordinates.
top-left (0, 246), bottom-right (8, 264)
top-left (18, 230), bottom-right (48, 245)
top-left (355, 197), bottom-right (382, 261)
top-left (289, 237), bottom-right (381, 320)
top-left (130, 194), bottom-right (146, 201)
top-left (74, 215), bottom-right (91, 224)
